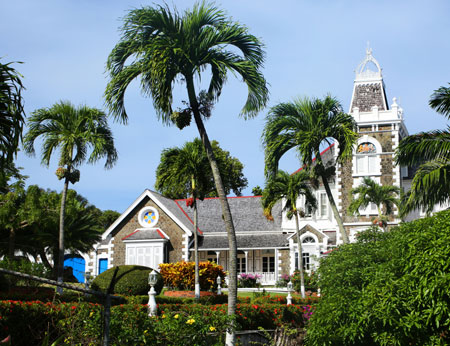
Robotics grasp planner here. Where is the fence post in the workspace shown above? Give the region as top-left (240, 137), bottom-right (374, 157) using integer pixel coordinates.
top-left (103, 294), bottom-right (111, 346)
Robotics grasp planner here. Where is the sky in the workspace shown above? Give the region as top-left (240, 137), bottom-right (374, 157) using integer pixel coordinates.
top-left (1, 0), bottom-right (449, 213)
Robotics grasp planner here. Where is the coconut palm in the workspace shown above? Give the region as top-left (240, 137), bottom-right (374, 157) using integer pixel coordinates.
top-left (263, 96), bottom-right (357, 244)
top-left (262, 170), bottom-right (316, 298)
top-left (396, 85), bottom-right (450, 213)
top-left (348, 177), bottom-right (400, 230)
top-left (0, 60), bottom-right (25, 168)
top-left (155, 138), bottom-right (210, 300)
top-left (23, 101), bottom-right (117, 289)
top-left (104, 3), bottom-right (268, 341)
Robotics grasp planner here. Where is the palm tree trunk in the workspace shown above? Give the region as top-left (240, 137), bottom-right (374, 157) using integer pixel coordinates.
top-left (57, 175), bottom-right (69, 294)
top-left (193, 196), bottom-right (200, 300)
top-left (186, 77), bottom-right (237, 345)
top-left (38, 248), bottom-right (52, 271)
top-left (294, 212), bottom-right (306, 298)
top-left (321, 173), bottom-right (349, 244)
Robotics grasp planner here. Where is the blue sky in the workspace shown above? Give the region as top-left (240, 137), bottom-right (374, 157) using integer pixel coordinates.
top-left (2, 0), bottom-right (449, 213)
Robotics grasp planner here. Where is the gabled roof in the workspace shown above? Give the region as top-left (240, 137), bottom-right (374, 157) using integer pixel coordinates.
top-left (174, 196), bottom-right (283, 234)
top-left (101, 189), bottom-right (195, 239)
top-left (291, 143), bottom-right (335, 175)
top-left (122, 228), bottom-right (169, 242)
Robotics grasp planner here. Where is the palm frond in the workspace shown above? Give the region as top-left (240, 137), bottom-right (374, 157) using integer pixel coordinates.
top-left (429, 84), bottom-right (450, 118)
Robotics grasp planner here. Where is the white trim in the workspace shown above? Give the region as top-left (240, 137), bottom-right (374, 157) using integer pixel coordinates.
top-left (138, 206), bottom-right (159, 228)
top-left (101, 189), bottom-right (193, 240)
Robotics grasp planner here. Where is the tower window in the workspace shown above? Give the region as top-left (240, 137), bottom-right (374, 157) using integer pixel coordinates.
top-left (355, 142), bottom-right (378, 175)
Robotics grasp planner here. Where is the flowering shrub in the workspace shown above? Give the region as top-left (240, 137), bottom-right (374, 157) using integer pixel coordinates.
top-left (159, 261), bottom-right (225, 290)
top-left (291, 270), bottom-right (318, 293)
top-left (275, 273), bottom-right (291, 288)
top-left (237, 273), bottom-right (261, 288)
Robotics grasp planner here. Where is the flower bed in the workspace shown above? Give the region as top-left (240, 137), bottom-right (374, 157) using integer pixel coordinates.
top-left (163, 290), bottom-right (216, 298)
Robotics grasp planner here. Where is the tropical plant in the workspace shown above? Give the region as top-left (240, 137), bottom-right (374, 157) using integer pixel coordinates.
top-left (0, 60), bottom-right (25, 169)
top-left (348, 176), bottom-right (400, 230)
top-left (262, 170), bottom-right (316, 298)
top-left (104, 3), bottom-right (268, 343)
top-left (23, 101), bottom-right (117, 288)
top-left (396, 84), bottom-right (450, 214)
top-left (306, 210), bottom-right (450, 346)
top-left (263, 96), bottom-right (357, 244)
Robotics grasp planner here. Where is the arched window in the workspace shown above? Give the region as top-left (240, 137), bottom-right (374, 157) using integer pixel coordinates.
top-left (302, 236), bottom-right (316, 244)
top-left (355, 142), bottom-right (377, 174)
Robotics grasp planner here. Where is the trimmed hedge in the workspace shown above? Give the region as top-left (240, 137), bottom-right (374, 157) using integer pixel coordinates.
top-left (91, 265), bottom-right (163, 296)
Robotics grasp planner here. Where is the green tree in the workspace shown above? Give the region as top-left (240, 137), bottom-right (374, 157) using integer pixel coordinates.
top-left (23, 101), bottom-right (117, 287)
top-left (306, 211), bottom-right (450, 346)
top-left (263, 96), bottom-right (357, 244)
top-left (156, 139), bottom-right (247, 199)
top-left (251, 185), bottom-right (263, 196)
top-left (348, 177), bottom-right (400, 230)
top-left (262, 170), bottom-right (316, 298)
top-left (155, 138), bottom-right (211, 300)
top-left (396, 84), bottom-right (450, 214)
top-left (0, 60), bottom-right (25, 169)
top-left (104, 3), bottom-right (268, 341)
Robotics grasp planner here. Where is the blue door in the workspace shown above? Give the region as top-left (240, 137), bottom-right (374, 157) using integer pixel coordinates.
top-left (98, 259), bottom-right (108, 274)
top-left (64, 255), bottom-right (86, 283)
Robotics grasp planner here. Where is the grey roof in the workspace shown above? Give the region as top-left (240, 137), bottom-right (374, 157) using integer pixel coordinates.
top-left (175, 196), bottom-right (282, 234)
top-left (197, 233), bottom-right (290, 250)
top-left (122, 228), bottom-right (167, 241)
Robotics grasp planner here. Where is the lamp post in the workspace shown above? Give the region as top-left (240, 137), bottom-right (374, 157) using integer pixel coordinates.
top-left (148, 270), bottom-right (158, 316)
top-left (287, 281), bottom-right (293, 306)
top-left (217, 275), bottom-right (222, 295)
top-left (84, 272), bottom-right (92, 297)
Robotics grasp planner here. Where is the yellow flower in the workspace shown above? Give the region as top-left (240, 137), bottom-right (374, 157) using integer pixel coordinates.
top-left (186, 318), bottom-right (195, 325)
top-left (162, 314), bottom-right (166, 319)
top-left (174, 314), bottom-right (179, 319)
top-left (209, 326), bottom-right (216, 332)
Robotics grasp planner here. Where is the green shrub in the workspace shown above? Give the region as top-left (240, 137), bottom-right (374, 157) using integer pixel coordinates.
top-left (91, 265), bottom-right (163, 296)
top-left (291, 270), bottom-right (318, 293)
top-left (306, 210), bottom-right (450, 346)
top-left (0, 258), bottom-right (50, 288)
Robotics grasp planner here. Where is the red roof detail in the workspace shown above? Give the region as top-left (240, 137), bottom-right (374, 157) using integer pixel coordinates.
top-left (291, 143), bottom-right (335, 175)
top-left (122, 229), bottom-right (139, 241)
top-left (174, 195), bottom-right (260, 202)
top-left (173, 200), bottom-right (204, 235)
top-left (156, 229), bottom-right (166, 239)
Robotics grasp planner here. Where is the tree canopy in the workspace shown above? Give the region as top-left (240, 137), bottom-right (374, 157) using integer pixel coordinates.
top-left (155, 139), bottom-right (247, 199)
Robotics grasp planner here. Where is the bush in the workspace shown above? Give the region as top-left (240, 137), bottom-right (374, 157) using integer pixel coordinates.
top-left (306, 210), bottom-right (450, 346)
top-left (291, 270), bottom-right (318, 293)
top-left (159, 261), bottom-right (225, 290)
top-left (237, 273), bottom-right (261, 288)
top-left (0, 258), bottom-right (50, 288)
top-left (90, 265), bottom-right (163, 296)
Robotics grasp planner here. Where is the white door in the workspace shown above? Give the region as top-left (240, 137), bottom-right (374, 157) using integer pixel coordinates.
top-left (126, 243), bottom-right (164, 269)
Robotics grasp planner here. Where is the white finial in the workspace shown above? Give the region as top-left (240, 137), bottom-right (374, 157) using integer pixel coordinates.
top-left (392, 97), bottom-right (398, 107)
top-left (366, 41), bottom-right (372, 56)
top-left (355, 45), bottom-right (382, 81)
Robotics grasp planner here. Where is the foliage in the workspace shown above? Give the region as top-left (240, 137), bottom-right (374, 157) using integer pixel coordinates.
top-left (237, 273), bottom-right (261, 288)
top-left (263, 95), bottom-right (357, 244)
top-left (91, 265), bottom-right (163, 296)
top-left (0, 60), bottom-right (25, 168)
top-left (156, 139), bottom-right (247, 199)
top-left (395, 84), bottom-right (450, 214)
top-left (0, 258), bottom-right (50, 288)
top-left (252, 185), bottom-right (263, 196)
top-left (159, 261), bottom-right (225, 291)
top-left (291, 270), bottom-right (318, 293)
top-left (306, 210), bottom-right (450, 346)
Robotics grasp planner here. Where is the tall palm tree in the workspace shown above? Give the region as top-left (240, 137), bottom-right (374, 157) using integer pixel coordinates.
top-left (262, 170), bottom-right (316, 298)
top-left (396, 85), bottom-right (450, 213)
top-left (23, 101), bottom-right (117, 290)
top-left (263, 96), bottom-right (357, 244)
top-left (0, 60), bottom-right (25, 168)
top-left (348, 177), bottom-right (400, 230)
top-left (104, 4), bottom-right (268, 341)
top-left (155, 138), bottom-right (211, 300)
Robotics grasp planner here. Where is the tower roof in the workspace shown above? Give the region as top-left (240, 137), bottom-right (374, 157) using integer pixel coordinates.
top-left (350, 47), bottom-right (388, 112)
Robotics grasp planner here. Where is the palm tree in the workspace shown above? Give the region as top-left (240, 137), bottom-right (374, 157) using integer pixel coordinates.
top-left (263, 96), bottom-right (357, 244)
top-left (0, 60), bottom-right (25, 168)
top-left (155, 138), bottom-right (211, 300)
top-left (396, 85), bottom-right (450, 213)
top-left (23, 101), bottom-right (117, 290)
top-left (104, 4), bottom-right (268, 341)
top-left (262, 170), bottom-right (316, 298)
top-left (348, 177), bottom-right (400, 230)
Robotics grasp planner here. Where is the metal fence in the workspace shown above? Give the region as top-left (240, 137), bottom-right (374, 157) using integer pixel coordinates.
top-left (0, 267), bottom-right (120, 346)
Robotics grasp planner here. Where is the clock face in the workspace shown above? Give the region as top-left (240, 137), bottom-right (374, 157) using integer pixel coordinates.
top-left (138, 207), bottom-right (159, 227)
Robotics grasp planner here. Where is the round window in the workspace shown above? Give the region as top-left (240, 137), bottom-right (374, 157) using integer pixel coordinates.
top-left (138, 207), bottom-right (159, 228)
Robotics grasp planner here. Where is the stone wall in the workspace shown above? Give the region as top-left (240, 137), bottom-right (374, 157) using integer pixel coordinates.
top-left (110, 196), bottom-right (187, 267)
top-left (351, 83), bottom-right (386, 112)
top-left (279, 249), bottom-right (290, 276)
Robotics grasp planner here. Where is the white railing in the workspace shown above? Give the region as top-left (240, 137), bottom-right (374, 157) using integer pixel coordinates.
top-left (253, 272), bottom-right (276, 285)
